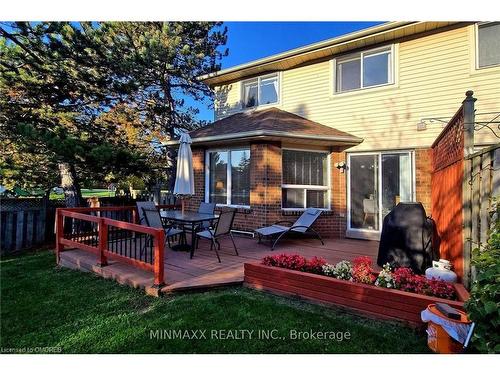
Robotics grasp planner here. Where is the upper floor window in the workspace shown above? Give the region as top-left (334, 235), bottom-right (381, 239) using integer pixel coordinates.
top-left (335, 46), bottom-right (393, 93)
top-left (477, 22), bottom-right (500, 68)
top-left (242, 73), bottom-right (279, 108)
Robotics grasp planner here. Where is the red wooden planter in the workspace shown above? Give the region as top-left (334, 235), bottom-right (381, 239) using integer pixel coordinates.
top-left (244, 263), bottom-right (469, 326)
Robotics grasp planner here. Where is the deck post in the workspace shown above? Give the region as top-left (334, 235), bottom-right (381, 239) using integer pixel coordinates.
top-left (55, 208), bottom-right (65, 264)
top-left (152, 229), bottom-right (166, 290)
top-left (462, 90), bottom-right (476, 288)
top-left (131, 207), bottom-right (138, 224)
top-left (97, 217), bottom-right (108, 267)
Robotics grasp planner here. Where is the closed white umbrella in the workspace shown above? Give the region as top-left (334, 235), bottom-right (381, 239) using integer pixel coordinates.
top-left (173, 132), bottom-right (195, 213)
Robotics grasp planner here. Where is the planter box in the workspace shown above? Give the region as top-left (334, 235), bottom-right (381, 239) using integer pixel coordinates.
top-left (244, 263), bottom-right (469, 326)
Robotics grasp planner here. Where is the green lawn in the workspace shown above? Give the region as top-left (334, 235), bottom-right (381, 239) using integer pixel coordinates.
top-left (49, 188), bottom-right (115, 200)
top-left (0, 251), bottom-right (429, 354)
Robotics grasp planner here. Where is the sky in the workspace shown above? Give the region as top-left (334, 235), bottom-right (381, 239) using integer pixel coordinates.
top-left (194, 21), bottom-right (384, 121)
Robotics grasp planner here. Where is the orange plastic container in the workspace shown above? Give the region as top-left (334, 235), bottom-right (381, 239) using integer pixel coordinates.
top-left (426, 304), bottom-right (471, 354)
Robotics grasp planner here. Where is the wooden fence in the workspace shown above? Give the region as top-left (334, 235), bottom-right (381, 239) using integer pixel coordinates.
top-left (465, 144), bottom-right (500, 258)
top-left (1, 193), bottom-right (178, 255)
top-left (0, 198), bottom-right (65, 254)
top-left (431, 91), bottom-right (499, 287)
top-left (431, 104), bottom-right (465, 280)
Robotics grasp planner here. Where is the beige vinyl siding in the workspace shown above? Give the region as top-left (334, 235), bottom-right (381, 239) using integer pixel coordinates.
top-left (214, 24), bottom-right (500, 151)
top-left (214, 81), bottom-right (241, 119)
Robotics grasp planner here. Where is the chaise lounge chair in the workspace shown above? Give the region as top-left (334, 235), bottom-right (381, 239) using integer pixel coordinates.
top-left (255, 208), bottom-right (324, 250)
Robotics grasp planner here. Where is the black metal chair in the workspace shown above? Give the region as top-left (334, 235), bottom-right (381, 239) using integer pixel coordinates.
top-left (142, 207), bottom-right (186, 249)
top-left (195, 208), bottom-right (238, 263)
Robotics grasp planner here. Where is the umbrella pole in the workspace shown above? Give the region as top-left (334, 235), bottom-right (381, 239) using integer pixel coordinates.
top-left (181, 198), bottom-right (185, 214)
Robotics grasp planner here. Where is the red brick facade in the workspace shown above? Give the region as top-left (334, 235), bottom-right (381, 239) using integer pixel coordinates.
top-left (415, 148), bottom-right (433, 216)
top-left (187, 143), bottom-right (433, 239)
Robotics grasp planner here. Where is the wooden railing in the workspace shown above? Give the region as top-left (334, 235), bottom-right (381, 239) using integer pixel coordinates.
top-left (55, 205), bottom-right (178, 288)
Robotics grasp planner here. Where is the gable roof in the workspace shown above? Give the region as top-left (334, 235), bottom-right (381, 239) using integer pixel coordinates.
top-left (199, 21), bottom-right (461, 86)
top-left (164, 107), bottom-right (363, 149)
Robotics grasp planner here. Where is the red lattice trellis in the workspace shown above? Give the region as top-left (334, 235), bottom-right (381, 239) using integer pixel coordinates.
top-left (432, 106), bottom-right (464, 172)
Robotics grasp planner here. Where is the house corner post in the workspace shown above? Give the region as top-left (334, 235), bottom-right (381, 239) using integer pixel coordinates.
top-left (462, 90), bottom-right (476, 288)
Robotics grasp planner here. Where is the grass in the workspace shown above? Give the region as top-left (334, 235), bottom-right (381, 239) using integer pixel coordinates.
top-left (0, 251), bottom-right (430, 354)
top-left (49, 189), bottom-right (115, 200)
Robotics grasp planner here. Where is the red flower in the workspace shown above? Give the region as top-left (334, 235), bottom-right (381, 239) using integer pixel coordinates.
top-left (262, 253), bottom-right (326, 274)
top-left (392, 267), bottom-right (456, 299)
top-left (352, 256), bottom-right (376, 284)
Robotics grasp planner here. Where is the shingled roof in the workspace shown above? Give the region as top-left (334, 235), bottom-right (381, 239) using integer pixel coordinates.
top-left (164, 107), bottom-right (362, 149)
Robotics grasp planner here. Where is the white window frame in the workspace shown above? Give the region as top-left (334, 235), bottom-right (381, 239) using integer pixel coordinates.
top-left (205, 147), bottom-right (251, 209)
top-left (346, 150), bottom-right (416, 239)
top-left (475, 22), bottom-right (500, 70)
top-left (281, 148), bottom-right (331, 211)
top-left (241, 72), bottom-right (280, 109)
top-left (333, 45), bottom-right (394, 94)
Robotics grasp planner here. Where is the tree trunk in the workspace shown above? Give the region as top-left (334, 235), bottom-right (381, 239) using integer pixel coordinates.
top-left (58, 162), bottom-right (83, 207)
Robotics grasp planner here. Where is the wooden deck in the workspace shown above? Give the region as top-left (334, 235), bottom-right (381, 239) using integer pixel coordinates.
top-left (59, 234), bottom-right (380, 295)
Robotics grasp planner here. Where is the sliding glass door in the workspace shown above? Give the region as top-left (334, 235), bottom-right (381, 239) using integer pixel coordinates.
top-left (348, 151), bottom-right (414, 237)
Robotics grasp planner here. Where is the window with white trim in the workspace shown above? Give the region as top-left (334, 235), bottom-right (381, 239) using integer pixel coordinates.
top-left (335, 46), bottom-right (393, 93)
top-left (282, 150), bottom-right (329, 209)
top-left (206, 148), bottom-right (250, 206)
top-left (242, 73), bottom-right (279, 108)
top-left (477, 22), bottom-right (500, 68)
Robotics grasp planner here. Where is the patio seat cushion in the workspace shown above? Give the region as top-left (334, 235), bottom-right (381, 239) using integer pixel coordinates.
top-left (255, 225), bottom-right (290, 237)
top-left (196, 229), bottom-right (215, 239)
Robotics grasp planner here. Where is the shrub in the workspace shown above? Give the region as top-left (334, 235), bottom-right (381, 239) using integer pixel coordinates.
top-left (323, 260), bottom-right (353, 280)
top-left (352, 256), bottom-right (376, 284)
top-left (375, 263), bottom-right (395, 288)
top-left (261, 254), bottom-right (326, 274)
top-left (465, 198), bottom-right (500, 353)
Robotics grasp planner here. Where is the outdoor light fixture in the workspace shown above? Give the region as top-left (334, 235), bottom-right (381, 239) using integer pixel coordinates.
top-left (416, 121), bottom-right (427, 131)
top-left (335, 161), bottom-right (347, 173)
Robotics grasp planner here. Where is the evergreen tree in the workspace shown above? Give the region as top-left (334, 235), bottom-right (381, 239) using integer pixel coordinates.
top-left (0, 22), bottom-right (227, 204)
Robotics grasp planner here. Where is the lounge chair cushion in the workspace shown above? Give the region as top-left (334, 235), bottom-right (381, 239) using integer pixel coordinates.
top-left (255, 225), bottom-right (290, 236)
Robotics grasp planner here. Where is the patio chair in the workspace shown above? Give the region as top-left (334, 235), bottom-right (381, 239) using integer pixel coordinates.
top-left (197, 202), bottom-right (216, 230)
top-left (142, 207), bottom-right (186, 249)
top-left (181, 202), bottom-right (216, 233)
top-left (255, 208), bottom-right (324, 250)
top-left (195, 208), bottom-right (238, 263)
top-left (136, 201), bottom-right (156, 225)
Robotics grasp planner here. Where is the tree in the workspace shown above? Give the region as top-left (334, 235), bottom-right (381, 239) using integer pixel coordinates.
top-left (0, 22), bottom-right (139, 206)
top-left (0, 22), bottom-right (227, 205)
top-left (93, 22), bottom-right (228, 188)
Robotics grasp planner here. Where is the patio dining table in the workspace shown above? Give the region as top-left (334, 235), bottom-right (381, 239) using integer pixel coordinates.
top-left (160, 210), bottom-right (219, 259)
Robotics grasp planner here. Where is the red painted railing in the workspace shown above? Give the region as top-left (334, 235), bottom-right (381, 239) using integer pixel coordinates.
top-left (56, 205), bottom-right (178, 287)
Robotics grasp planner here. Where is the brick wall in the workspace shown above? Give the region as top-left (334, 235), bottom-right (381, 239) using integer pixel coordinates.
top-left (187, 145), bottom-right (432, 239)
top-left (188, 143), bottom-right (347, 239)
top-left (185, 148), bottom-right (205, 212)
top-left (415, 148), bottom-right (432, 216)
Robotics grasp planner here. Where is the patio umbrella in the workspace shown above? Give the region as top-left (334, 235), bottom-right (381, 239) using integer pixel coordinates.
top-left (173, 132), bottom-right (195, 213)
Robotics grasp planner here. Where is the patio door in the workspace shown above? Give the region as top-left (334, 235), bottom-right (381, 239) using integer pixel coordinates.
top-left (347, 151), bottom-right (414, 239)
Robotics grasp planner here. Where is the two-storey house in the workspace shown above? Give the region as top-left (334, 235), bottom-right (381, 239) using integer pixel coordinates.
top-left (166, 21), bottom-right (500, 240)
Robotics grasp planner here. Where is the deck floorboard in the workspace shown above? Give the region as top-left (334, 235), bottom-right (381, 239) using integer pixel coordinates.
top-left (59, 235), bottom-right (380, 294)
